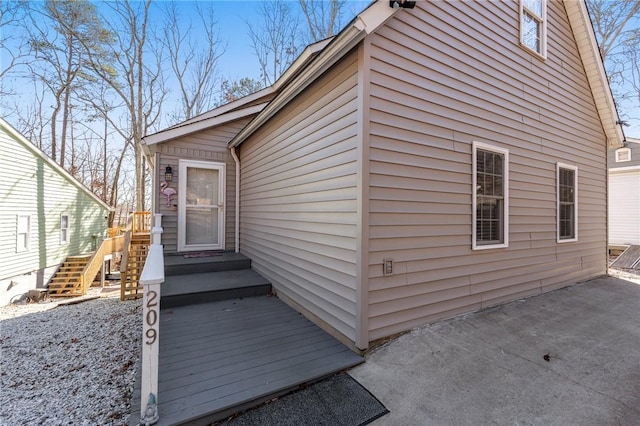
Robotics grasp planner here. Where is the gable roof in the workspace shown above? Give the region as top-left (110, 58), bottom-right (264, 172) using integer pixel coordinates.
top-left (142, 37), bottom-right (333, 146)
top-left (229, 0), bottom-right (624, 148)
top-left (230, 0), bottom-right (398, 148)
top-left (0, 117), bottom-right (112, 211)
top-left (564, 0), bottom-right (625, 148)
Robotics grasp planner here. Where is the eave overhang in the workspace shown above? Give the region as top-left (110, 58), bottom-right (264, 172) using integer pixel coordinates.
top-left (229, 0), bottom-right (400, 148)
top-left (564, 0), bottom-right (625, 148)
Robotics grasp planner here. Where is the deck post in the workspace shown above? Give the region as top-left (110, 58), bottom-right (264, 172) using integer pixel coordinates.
top-left (139, 214), bottom-right (164, 426)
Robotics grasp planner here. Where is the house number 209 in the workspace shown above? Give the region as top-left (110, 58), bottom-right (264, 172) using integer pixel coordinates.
top-left (145, 290), bottom-right (159, 345)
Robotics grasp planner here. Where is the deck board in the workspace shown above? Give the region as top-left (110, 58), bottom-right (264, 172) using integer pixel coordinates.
top-left (131, 295), bottom-right (363, 426)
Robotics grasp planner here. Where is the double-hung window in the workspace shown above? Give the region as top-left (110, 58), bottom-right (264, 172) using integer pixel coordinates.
top-left (473, 142), bottom-right (509, 249)
top-left (520, 0), bottom-right (547, 58)
top-left (17, 215), bottom-right (31, 252)
top-left (557, 163), bottom-right (578, 242)
top-left (61, 214), bottom-right (70, 245)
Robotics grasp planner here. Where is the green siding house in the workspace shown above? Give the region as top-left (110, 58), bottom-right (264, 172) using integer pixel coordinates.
top-left (0, 118), bottom-right (111, 305)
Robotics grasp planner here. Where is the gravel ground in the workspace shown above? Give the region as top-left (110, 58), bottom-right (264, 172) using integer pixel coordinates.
top-left (0, 267), bottom-right (638, 426)
top-left (0, 286), bottom-right (142, 425)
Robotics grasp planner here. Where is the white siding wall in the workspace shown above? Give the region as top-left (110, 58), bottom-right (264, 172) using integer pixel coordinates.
top-left (239, 51), bottom-right (360, 343)
top-left (366, 1), bottom-right (607, 340)
top-left (609, 170), bottom-right (640, 245)
top-left (0, 123), bottom-right (108, 300)
top-left (156, 118), bottom-right (252, 252)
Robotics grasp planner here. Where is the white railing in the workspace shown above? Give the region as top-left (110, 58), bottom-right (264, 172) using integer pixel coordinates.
top-left (138, 214), bottom-right (164, 426)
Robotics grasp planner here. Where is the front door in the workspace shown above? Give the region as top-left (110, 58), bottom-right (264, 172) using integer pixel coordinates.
top-left (177, 160), bottom-right (225, 252)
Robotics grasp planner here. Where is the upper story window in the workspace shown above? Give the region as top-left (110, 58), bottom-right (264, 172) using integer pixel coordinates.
top-left (61, 214), bottom-right (70, 245)
top-left (557, 163), bottom-right (578, 243)
top-left (615, 148), bottom-right (631, 162)
top-left (520, 0), bottom-right (547, 58)
top-left (473, 142), bottom-right (509, 250)
top-left (17, 215), bottom-right (31, 252)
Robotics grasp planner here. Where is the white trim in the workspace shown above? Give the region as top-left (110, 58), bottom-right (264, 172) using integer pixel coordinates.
top-left (609, 165), bottom-right (640, 173)
top-left (16, 214), bottom-right (31, 253)
top-left (143, 38), bottom-right (334, 147)
top-left (615, 147), bottom-right (631, 163)
top-left (556, 162), bottom-right (578, 243)
top-left (472, 141), bottom-right (509, 250)
top-left (563, 0), bottom-right (624, 148)
top-left (143, 103), bottom-right (267, 146)
top-left (177, 160), bottom-right (226, 252)
top-left (519, 0), bottom-right (547, 59)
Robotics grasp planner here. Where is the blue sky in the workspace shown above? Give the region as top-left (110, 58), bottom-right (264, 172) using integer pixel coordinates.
top-left (177, 0), bottom-right (371, 82)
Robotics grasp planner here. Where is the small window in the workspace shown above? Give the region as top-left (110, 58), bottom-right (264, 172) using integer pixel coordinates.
top-left (557, 163), bottom-right (578, 242)
top-left (615, 148), bottom-right (631, 162)
top-left (473, 142), bottom-right (509, 250)
top-left (17, 215), bottom-right (31, 252)
top-left (520, 0), bottom-right (547, 58)
top-left (61, 214), bottom-right (70, 245)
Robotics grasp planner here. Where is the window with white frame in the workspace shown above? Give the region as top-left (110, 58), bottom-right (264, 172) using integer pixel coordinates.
top-left (473, 142), bottom-right (509, 249)
top-left (557, 163), bottom-right (578, 242)
top-left (16, 215), bottom-right (31, 252)
top-left (615, 148), bottom-right (631, 162)
top-left (520, 0), bottom-right (547, 57)
top-left (61, 214), bottom-right (70, 245)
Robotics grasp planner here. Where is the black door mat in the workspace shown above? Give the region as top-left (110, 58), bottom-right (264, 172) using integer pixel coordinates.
top-left (215, 372), bottom-right (389, 426)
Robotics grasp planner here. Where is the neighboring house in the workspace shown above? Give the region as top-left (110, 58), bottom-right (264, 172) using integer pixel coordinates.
top-left (609, 137), bottom-right (640, 246)
top-left (143, 0), bottom-right (623, 351)
top-left (0, 118), bottom-right (111, 306)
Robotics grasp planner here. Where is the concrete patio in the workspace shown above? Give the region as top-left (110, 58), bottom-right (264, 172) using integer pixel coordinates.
top-left (350, 274), bottom-right (640, 425)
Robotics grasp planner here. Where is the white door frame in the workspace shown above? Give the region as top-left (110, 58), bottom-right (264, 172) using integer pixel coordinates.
top-left (177, 159), bottom-right (226, 252)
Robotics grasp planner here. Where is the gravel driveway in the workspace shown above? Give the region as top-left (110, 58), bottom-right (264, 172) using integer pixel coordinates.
top-left (0, 287), bottom-right (142, 425)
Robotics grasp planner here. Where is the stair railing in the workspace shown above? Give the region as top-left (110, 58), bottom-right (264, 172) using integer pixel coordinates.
top-left (139, 213), bottom-right (164, 425)
top-left (80, 235), bottom-right (125, 294)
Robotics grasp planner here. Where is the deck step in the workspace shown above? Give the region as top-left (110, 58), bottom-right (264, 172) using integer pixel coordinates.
top-left (164, 252), bottom-right (251, 276)
top-left (161, 269), bottom-right (271, 309)
top-left (129, 296), bottom-right (364, 426)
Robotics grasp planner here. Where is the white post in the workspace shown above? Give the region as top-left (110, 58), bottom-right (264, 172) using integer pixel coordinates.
top-left (139, 214), bottom-right (164, 426)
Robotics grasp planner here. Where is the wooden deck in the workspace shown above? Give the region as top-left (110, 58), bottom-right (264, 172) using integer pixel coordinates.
top-left (130, 295), bottom-right (363, 426)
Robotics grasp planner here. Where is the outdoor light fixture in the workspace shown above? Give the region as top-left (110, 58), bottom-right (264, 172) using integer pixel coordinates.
top-left (164, 166), bottom-right (173, 181)
top-left (390, 0), bottom-right (416, 8)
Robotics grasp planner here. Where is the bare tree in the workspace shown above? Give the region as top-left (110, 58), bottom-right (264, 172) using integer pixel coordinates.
top-left (26, 0), bottom-right (111, 167)
top-left (587, 0), bottom-right (640, 132)
top-left (83, 0), bottom-right (167, 211)
top-left (587, 0), bottom-right (640, 60)
top-left (12, 78), bottom-right (50, 151)
top-left (248, 0), bottom-right (301, 86)
top-left (162, 1), bottom-right (226, 124)
top-left (0, 0), bottom-right (29, 96)
top-left (298, 0), bottom-right (346, 42)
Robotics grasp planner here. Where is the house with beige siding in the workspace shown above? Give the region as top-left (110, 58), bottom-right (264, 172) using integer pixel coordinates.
top-left (609, 137), bottom-right (640, 246)
top-left (143, 0), bottom-right (624, 351)
top-left (0, 118), bottom-right (111, 305)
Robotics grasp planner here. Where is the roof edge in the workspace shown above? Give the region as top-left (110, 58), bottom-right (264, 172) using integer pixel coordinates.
top-left (230, 0), bottom-right (399, 148)
top-left (564, 0), bottom-right (625, 148)
top-left (143, 103), bottom-right (267, 146)
top-left (0, 118), bottom-right (113, 212)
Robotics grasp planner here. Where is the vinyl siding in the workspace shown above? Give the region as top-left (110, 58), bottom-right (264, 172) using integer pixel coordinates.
top-left (155, 118), bottom-right (252, 252)
top-left (366, 1), bottom-right (607, 340)
top-left (0, 123), bottom-right (109, 281)
top-left (608, 170), bottom-right (640, 245)
top-left (239, 50), bottom-right (360, 343)
top-left (608, 141), bottom-right (640, 245)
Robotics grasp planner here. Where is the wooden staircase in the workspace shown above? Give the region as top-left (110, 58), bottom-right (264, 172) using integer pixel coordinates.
top-left (120, 212), bottom-right (151, 300)
top-left (47, 255), bottom-right (92, 297)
